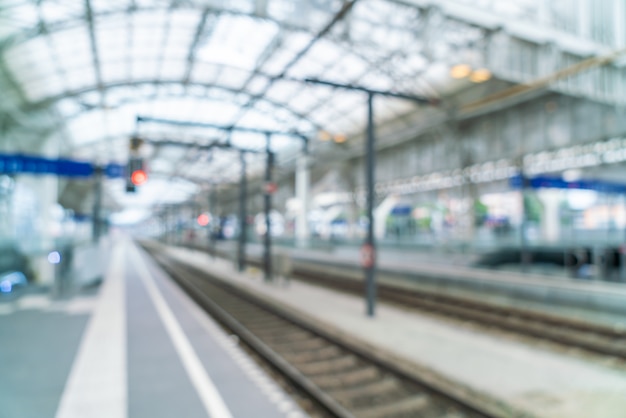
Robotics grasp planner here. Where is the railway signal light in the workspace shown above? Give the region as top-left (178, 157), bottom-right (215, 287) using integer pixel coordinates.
top-left (126, 157), bottom-right (146, 193)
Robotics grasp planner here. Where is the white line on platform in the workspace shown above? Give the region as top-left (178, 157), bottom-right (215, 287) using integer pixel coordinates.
top-left (55, 241), bottom-right (127, 418)
top-left (132, 244), bottom-right (233, 418)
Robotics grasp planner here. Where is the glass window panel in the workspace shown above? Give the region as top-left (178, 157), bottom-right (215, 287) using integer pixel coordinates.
top-left (64, 67), bottom-right (97, 91)
top-left (259, 48), bottom-right (297, 76)
top-left (92, 0), bottom-right (131, 13)
top-left (98, 24), bottom-right (129, 60)
top-left (263, 80), bottom-right (299, 103)
top-left (169, 9), bottom-right (200, 28)
top-left (55, 98), bottom-right (83, 117)
top-left (4, 3), bottom-right (38, 31)
top-left (190, 62), bottom-right (220, 83)
top-left (132, 26), bottom-right (165, 59)
top-left (101, 60), bottom-right (127, 83)
top-left (41, 1), bottom-right (84, 23)
top-left (132, 58), bottom-right (159, 80)
top-left (323, 53), bottom-right (369, 83)
top-left (195, 14), bottom-right (279, 70)
top-left (22, 74), bottom-right (65, 102)
top-left (244, 75), bottom-right (270, 95)
top-left (214, 67), bottom-right (250, 90)
top-left (159, 59), bottom-right (186, 80)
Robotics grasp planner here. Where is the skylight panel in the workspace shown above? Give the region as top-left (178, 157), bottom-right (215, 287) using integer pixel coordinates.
top-left (64, 66), bottom-right (97, 92)
top-left (131, 25), bottom-right (165, 61)
top-left (244, 75), bottom-right (271, 95)
top-left (214, 67), bottom-right (250, 90)
top-left (4, 36), bottom-right (56, 83)
top-left (50, 27), bottom-right (94, 74)
top-left (40, 1), bottom-right (84, 24)
top-left (190, 62), bottom-right (220, 84)
top-left (159, 59), bottom-right (187, 80)
top-left (264, 80), bottom-right (300, 103)
top-left (91, 0), bottom-right (132, 13)
top-left (55, 98), bottom-right (83, 117)
top-left (22, 73), bottom-right (65, 102)
top-left (169, 9), bottom-right (201, 28)
top-left (101, 60), bottom-right (127, 83)
top-left (132, 58), bottom-right (159, 81)
top-left (323, 53), bottom-right (369, 83)
top-left (2, 3), bottom-right (38, 33)
top-left (195, 14), bottom-right (279, 70)
top-left (162, 27), bottom-right (194, 60)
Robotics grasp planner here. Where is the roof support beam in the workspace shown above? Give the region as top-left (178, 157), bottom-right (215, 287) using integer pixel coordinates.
top-left (85, 0), bottom-right (104, 95)
top-left (182, 8), bottom-right (212, 84)
top-left (227, 0), bottom-right (360, 135)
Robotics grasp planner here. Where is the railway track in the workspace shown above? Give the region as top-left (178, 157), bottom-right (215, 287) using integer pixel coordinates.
top-left (188, 243), bottom-right (626, 361)
top-left (146, 246), bottom-right (508, 418)
top-left (292, 262), bottom-right (626, 360)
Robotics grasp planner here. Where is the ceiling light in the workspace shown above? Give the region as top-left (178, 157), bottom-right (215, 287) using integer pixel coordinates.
top-left (334, 134), bottom-right (347, 144)
top-left (450, 64), bottom-right (472, 79)
top-left (469, 68), bottom-right (492, 83)
top-left (319, 130), bottom-right (332, 141)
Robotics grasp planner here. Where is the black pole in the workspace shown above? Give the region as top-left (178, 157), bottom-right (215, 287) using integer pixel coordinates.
top-left (365, 92), bottom-right (377, 317)
top-left (520, 170), bottom-right (530, 272)
top-left (264, 134), bottom-right (273, 281)
top-left (209, 187), bottom-right (216, 258)
top-left (238, 151), bottom-right (247, 272)
top-left (92, 166), bottom-right (103, 243)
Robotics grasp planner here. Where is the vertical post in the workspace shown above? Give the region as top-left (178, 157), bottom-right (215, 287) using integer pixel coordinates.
top-left (264, 134), bottom-right (273, 281)
top-left (296, 139), bottom-right (310, 248)
top-left (238, 151), bottom-right (247, 272)
top-left (520, 170), bottom-right (530, 272)
top-left (365, 92), bottom-right (377, 317)
top-left (92, 166), bottom-right (103, 243)
top-left (209, 186), bottom-right (216, 258)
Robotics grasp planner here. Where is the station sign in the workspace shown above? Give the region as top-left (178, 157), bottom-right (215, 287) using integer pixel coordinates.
top-left (0, 153), bottom-right (125, 179)
top-left (510, 174), bottom-right (626, 194)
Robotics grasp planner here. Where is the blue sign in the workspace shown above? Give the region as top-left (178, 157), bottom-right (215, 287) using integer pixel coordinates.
top-left (0, 153), bottom-right (124, 179)
top-left (510, 174), bottom-right (626, 194)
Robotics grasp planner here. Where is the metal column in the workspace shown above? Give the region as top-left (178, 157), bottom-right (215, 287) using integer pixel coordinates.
top-left (365, 92), bottom-right (377, 317)
top-left (295, 141), bottom-right (310, 248)
top-left (209, 186), bottom-right (217, 258)
top-left (520, 171), bottom-right (530, 272)
top-left (237, 151), bottom-right (247, 272)
top-left (264, 134), bottom-right (273, 281)
top-left (91, 166), bottom-right (103, 243)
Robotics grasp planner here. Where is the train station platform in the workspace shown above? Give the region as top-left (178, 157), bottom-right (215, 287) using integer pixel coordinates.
top-left (196, 240), bottom-right (626, 325)
top-left (0, 237), bottom-right (306, 418)
top-left (161, 243), bottom-right (626, 418)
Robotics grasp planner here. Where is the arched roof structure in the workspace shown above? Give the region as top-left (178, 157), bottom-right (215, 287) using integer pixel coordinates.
top-left (0, 0), bottom-right (623, 208)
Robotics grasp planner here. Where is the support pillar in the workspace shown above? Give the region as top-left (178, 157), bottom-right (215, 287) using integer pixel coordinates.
top-left (295, 152), bottom-right (310, 248)
top-left (92, 167), bottom-right (103, 243)
top-left (539, 189), bottom-right (562, 243)
top-left (237, 151), bottom-right (247, 272)
top-left (365, 92), bottom-right (377, 317)
top-left (263, 134), bottom-right (273, 281)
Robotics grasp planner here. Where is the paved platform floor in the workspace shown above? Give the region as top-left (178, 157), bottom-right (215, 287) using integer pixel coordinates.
top-left (205, 240), bottom-right (626, 327)
top-left (0, 238), bottom-right (306, 418)
top-left (165, 244), bottom-right (626, 418)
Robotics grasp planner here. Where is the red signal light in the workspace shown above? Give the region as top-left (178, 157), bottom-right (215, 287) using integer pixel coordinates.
top-left (131, 169), bottom-right (147, 185)
top-left (197, 214), bottom-right (210, 226)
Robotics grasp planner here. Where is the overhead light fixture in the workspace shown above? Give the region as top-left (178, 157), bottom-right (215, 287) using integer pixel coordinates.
top-left (450, 64), bottom-right (472, 79)
top-left (469, 68), bottom-right (492, 83)
top-left (334, 134), bottom-right (347, 144)
top-left (319, 130), bottom-right (332, 141)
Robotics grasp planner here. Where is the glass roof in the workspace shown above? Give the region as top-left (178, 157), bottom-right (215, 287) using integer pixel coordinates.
top-left (0, 0), bottom-right (617, 209)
